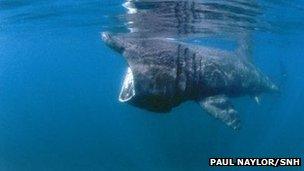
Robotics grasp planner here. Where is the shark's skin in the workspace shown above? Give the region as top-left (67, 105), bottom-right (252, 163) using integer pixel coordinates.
top-left (102, 32), bottom-right (278, 130)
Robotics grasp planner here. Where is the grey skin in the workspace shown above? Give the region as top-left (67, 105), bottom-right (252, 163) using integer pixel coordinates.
top-left (102, 32), bottom-right (278, 130)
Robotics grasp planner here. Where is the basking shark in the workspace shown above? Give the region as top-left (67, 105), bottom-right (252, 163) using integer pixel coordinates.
top-left (102, 32), bottom-right (278, 130)
top-left (102, 0), bottom-right (276, 129)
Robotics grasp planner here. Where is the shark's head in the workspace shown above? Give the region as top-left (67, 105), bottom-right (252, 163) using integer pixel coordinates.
top-left (102, 32), bottom-right (136, 102)
top-left (102, 32), bottom-right (181, 113)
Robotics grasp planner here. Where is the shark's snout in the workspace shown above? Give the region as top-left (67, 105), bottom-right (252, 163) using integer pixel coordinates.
top-left (101, 32), bottom-right (111, 42)
top-left (102, 32), bottom-right (125, 53)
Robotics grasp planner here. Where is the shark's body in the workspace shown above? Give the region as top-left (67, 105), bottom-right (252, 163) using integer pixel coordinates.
top-left (102, 32), bottom-right (278, 129)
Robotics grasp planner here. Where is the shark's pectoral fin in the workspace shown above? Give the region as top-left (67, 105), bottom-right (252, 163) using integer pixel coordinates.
top-left (198, 95), bottom-right (241, 130)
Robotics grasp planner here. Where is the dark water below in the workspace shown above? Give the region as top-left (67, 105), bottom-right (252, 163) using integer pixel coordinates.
top-left (0, 0), bottom-right (303, 170)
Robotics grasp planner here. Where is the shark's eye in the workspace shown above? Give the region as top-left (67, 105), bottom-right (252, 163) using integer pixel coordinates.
top-left (119, 67), bottom-right (135, 102)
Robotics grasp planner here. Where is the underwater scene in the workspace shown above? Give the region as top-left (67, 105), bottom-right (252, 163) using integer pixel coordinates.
top-left (0, 0), bottom-right (303, 170)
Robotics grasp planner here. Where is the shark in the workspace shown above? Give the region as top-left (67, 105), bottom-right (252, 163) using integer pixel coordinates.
top-left (102, 32), bottom-right (278, 130)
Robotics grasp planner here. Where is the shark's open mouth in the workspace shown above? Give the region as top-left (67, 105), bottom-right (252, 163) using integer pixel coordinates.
top-left (119, 67), bottom-right (135, 102)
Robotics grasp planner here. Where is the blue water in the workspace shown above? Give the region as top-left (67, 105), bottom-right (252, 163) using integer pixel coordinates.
top-left (0, 0), bottom-right (303, 170)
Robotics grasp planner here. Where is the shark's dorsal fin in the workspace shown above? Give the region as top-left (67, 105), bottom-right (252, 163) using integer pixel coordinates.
top-left (198, 95), bottom-right (241, 130)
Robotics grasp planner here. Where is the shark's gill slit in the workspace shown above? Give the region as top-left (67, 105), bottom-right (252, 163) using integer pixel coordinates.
top-left (119, 67), bottom-right (136, 102)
